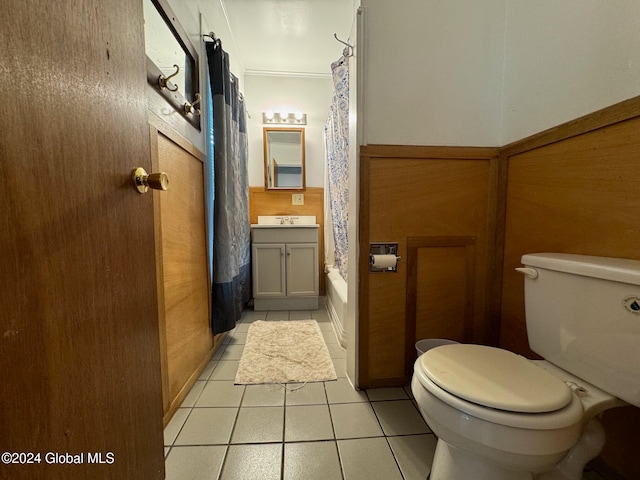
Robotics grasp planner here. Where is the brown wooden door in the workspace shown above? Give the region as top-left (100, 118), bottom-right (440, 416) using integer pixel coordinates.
top-left (0, 1), bottom-right (165, 479)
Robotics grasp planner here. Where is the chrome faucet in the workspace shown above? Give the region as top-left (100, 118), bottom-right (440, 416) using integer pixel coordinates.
top-left (277, 216), bottom-right (295, 225)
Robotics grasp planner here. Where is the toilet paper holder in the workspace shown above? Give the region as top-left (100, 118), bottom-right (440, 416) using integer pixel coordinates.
top-left (369, 243), bottom-right (401, 273)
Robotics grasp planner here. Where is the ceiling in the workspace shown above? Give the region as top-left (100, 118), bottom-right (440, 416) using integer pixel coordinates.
top-left (202, 0), bottom-right (357, 76)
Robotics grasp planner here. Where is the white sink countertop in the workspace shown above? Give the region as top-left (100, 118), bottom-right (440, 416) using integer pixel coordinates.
top-left (251, 224), bottom-right (319, 228)
top-left (252, 215), bottom-right (318, 228)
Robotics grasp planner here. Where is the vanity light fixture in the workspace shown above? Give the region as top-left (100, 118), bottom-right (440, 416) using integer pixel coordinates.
top-left (262, 111), bottom-right (307, 125)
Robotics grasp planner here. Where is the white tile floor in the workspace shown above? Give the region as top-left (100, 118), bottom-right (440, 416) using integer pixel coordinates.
top-left (163, 306), bottom-right (437, 480)
top-left (163, 305), bottom-right (612, 480)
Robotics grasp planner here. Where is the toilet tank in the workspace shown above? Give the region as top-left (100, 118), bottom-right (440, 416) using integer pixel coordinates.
top-left (520, 253), bottom-right (640, 408)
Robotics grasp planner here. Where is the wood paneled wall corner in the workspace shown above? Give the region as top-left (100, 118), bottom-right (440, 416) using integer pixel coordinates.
top-left (485, 154), bottom-right (510, 347)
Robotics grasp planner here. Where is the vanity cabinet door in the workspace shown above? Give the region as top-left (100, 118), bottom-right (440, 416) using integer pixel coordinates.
top-left (252, 243), bottom-right (286, 297)
top-left (286, 243), bottom-right (319, 296)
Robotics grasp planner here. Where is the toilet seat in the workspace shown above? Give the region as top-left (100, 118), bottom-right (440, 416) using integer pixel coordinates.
top-left (414, 345), bottom-right (584, 430)
top-left (420, 344), bottom-right (572, 413)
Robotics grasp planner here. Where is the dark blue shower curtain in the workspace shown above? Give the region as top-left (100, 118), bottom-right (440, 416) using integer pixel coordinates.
top-left (205, 40), bottom-right (251, 334)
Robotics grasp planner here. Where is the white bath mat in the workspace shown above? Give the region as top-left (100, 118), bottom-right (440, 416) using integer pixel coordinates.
top-left (235, 320), bottom-right (337, 385)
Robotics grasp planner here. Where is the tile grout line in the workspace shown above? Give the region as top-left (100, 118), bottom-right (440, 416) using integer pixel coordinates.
top-left (323, 381), bottom-right (347, 480)
top-left (167, 407), bottom-right (194, 449)
top-left (166, 432), bottom-right (433, 448)
top-left (384, 435), bottom-right (407, 480)
top-left (281, 386), bottom-right (287, 480)
top-left (216, 362), bottom-right (247, 480)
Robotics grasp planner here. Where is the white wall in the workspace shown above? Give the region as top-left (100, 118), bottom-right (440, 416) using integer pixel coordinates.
top-left (361, 0), bottom-right (507, 147)
top-left (166, 0), bottom-right (246, 82)
top-left (360, 0), bottom-right (640, 148)
top-left (501, 0), bottom-right (640, 145)
top-left (244, 75), bottom-right (334, 187)
top-left (154, 0), bottom-right (640, 152)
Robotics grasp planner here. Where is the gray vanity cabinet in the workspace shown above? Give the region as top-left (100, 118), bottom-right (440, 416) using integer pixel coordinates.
top-left (251, 226), bottom-right (319, 311)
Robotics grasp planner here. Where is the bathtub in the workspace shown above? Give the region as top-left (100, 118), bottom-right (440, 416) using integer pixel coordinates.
top-left (325, 266), bottom-right (347, 348)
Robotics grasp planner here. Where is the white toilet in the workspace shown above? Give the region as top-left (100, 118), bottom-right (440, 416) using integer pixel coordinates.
top-left (412, 253), bottom-right (640, 480)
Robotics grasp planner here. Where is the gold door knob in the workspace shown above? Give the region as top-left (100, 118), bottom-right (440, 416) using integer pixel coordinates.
top-left (133, 167), bottom-right (169, 194)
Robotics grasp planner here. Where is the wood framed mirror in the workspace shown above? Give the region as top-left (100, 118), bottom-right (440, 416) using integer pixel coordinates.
top-left (263, 127), bottom-right (306, 190)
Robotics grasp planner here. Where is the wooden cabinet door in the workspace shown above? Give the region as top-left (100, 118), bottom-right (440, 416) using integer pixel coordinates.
top-left (0, 1), bottom-right (164, 479)
top-left (154, 132), bottom-right (212, 422)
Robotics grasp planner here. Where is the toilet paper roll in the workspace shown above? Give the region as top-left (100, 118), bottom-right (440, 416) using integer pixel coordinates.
top-left (371, 254), bottom-right (397, 269)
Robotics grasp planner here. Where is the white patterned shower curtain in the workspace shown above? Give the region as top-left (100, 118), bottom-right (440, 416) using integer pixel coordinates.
top-left (324, 55), bottom-right (350, 280)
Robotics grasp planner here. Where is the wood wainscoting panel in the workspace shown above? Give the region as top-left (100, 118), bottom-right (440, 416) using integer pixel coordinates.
top-left (498, 101), bottom-right (640, 480)
top-left (359, 146), bottom-right (498, 387)
top-left (405, 236), bottom-right (476, 379)
top-left (500, 115), bottom-right (640, 357)
top-left (249, 186), bottom-right (325, 294)
top-left (154, 131), bottom-right (213, 424)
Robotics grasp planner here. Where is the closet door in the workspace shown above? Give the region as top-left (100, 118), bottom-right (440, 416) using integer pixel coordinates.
top-left (0, 1), bottom-right (164, 479)
top-left (153, 130), bottom-right (212, 423)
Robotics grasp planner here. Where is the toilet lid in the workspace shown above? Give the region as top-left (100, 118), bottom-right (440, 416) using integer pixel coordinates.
top-left (419, 344), bottom-right (572, 413)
